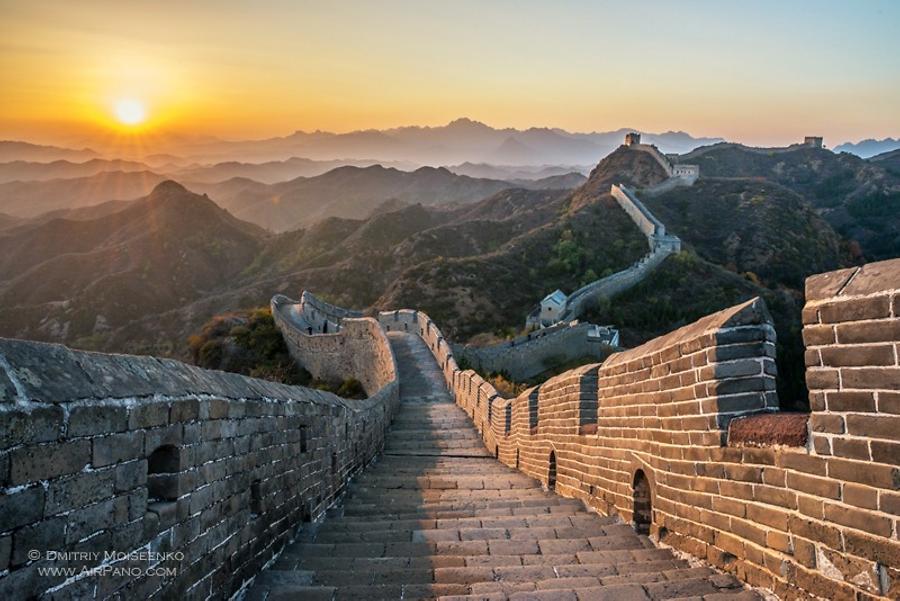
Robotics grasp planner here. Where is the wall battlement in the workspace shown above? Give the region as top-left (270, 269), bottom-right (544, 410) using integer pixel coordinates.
top-left (1, 253), bottom-right (897, 600)
top-left (452, 321), bottom-right (618, 381)
top-left (393, 257), bottom-right (900, 601)
top-left (529, 177), bottom-right (683, 328)
top-left (271, 292), bottom-right (396, 396)
top-left (553, 184), bottom-right (681, 322)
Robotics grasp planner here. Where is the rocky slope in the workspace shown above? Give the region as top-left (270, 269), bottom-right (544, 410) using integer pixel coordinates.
top-left (0, 145), bottom-right (858, 407)
top-left (679, 143), bottom-right (900, 260)
top-left (0, 181), bottom-right (266, 353)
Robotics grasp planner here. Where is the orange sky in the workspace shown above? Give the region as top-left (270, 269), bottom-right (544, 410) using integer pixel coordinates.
top-left (1, 1), bottom-right (898, 148)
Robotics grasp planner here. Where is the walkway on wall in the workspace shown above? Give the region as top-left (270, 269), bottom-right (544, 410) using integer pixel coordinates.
top-left (247, 333), bottom-right (757, 600)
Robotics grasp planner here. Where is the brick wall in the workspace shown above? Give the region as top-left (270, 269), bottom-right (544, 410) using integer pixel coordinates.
top-left (452, 322), bottom-right (613, 381)
top-left (397, 257), bottom-right (900, 600)
top-left (0, 332), bottom-right (398, 598)
top-left (272, 293), bottom-right (396, 396)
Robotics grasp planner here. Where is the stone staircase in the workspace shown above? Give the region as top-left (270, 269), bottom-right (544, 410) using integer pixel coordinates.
top-left (246, 333), bottom-right (759, 601)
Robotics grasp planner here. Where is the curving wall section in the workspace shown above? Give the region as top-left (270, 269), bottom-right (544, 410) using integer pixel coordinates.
top-left (390, 257), bottom-right (900, 601)
top-left (271, 292), bottom-right (396, 397)
top-left (452, 322), bottom-right (617, 381)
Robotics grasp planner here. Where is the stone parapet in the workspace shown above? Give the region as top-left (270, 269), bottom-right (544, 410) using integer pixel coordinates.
top-left (401, 259), bottom-right (900, 600)
top-left (0, 336), bottom-right (399, 600)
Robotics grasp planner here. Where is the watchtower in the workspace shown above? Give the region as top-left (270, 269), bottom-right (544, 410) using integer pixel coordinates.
top-left (803, 136), bottom-right (823, 148)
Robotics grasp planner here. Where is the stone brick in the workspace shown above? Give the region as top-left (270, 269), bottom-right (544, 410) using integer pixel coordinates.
top-left (825, 391), bottom-right (876, 412)
top-left (841, 367), bottom-right (900, 390)
top-left (11, 517), bottom-right (65, 566)
top-left (45, 470), bottom-right (115, 515)
top-left (820, 344), bottom-right (895, 367)
top-left (827, 457), bottom-right (899, 489)
top-left (169, 399), bottom-right (200, 423)
top-left (831, 437), bottom-right (870, 461)
top-left (788, 515), bottom-right (842, 548)
top-left (66, 499), bottom-right (116, 543)
top-left (67, 405), bottom-right (128, 437)
top-left (818, 296), bottom-right (891, 324)
top-left (793, 537), bottom-right (816, 568)
top-left (842, 483), bottom-right (879, 510)
top-left (802, 324), bottom-right (835, 346)
top-left (836, 320), bottom-right (900, 344)
top-left (870, 439), bottom-right (900, 465)
top-left (114, 459), bottom-right (148, 492)
top-left (780, 453), bottom-right (827, 476)
top-left (824, 503), bottom-right (893, 537)
top-left (845, 414), bottom-right (900, 441)
top-left (0, 406), bottom-right (63, 449)
top-left (881, 391), bottom-right (900, 414)
top-left (805, 368), bottom-right (839, 390)
top-left (0, 486), bottom-right (44, 531)
top-left (881, 492), bottom-right (900, 516)
top-left (0, 536), bottom-right (10, 571)
top-left (92, 431), bottom-right (144, 467)
top-left (809, 414), bottom-right (843, 434)
top-left (128, 402), bottom-right (169, 428)
top-left (785, 472), bottom-right (840, 499)
top-left (747, 504), bottom-right (789, 530)
top-left (9, 440), bottom-right (90, 485)
top-left (144, 424), bottom-right (183, 453)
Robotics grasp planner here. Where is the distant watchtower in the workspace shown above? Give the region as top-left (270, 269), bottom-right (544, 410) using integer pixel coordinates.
top-left (804, 136), bottom-right (823, 148)
top-left (624, 132), bottom-right (642, 146)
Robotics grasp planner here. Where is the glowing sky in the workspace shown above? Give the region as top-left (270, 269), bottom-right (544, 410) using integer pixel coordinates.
top-left (1, 0), bottom-right (898, 146)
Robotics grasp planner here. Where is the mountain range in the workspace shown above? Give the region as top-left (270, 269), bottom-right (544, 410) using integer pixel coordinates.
top-left (0, 161), bottom-right (586, 230)
top-left (35, 119), bottom-right (724, 165)
top-left (833, 137), bottom-right (900, 158)
top-left (2, 140), bottom-right (878, 407)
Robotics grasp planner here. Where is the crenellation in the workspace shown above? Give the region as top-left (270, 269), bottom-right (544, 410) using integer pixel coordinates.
top-left (1, 253), bottom-right (898, 599)
top-left (385, 258), bottom-right (900, 600)
top-left (0, 291), bottom-right (399, 600)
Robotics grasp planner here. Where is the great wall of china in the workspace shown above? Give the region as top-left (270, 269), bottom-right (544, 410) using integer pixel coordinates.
top-left (1, 254), bottom-right (897, 600)
top-left (452, 322), bottom-right (619, 383)
top-left (528, 136), bottom-right (691, 329)
top-left (0, 136), bottom-right (897, 600)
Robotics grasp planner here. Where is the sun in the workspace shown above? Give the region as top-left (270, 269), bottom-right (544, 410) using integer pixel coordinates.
top-left (114, 98), bottom-right (147, 126)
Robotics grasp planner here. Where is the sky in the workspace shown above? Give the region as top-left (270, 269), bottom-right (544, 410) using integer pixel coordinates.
top-left (1, 0), bottom-right (898, 147)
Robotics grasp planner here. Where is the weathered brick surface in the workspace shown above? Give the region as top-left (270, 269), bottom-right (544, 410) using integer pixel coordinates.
top-left (0, 303), bottom-right (399, 600)
top-left (382, 257), bottom-right (900, 601)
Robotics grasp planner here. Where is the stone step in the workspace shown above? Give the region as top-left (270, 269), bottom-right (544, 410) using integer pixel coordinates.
top-left (316, 514), bottom-right (619, 533)
top-left (246, 331), bottom-right (759, 601)
top-left (314, 524), bottom-right (648, 544)
top-left (332, 506), bottom-right (585, 523)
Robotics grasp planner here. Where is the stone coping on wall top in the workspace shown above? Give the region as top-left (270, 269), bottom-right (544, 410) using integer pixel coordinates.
top-left (0, 337), bottom-right (377, 409)
top-left (726, 412), bottom-right (809, 448)
top-left (298, 290), bottom-right (364, 318)
top-left (602, 297), bottom-right (771, 368)
top-left (805, 257), bottom-right (900, 302)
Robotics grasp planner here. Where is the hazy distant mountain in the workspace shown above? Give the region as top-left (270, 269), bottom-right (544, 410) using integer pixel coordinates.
top-left (174, 156), bottom-right (417, 184)
top-left (834, 138), bottom-right (900, 158)
top-left (189, 165), bottom-right (526, 232)
top-left (0, 158), bottom-right (151, 183)
top-left (65, 118), bottom-right (720, 165)
top-left (0, 170), bottom-right (167, 217)
top-left (0, 140), bottom-right (101, 163)
top-left (510, 172), bottom-right (587, 189)
top-left (0, 212), bottom-right (21, 231)
top-left (448, 162), bottom-right (591, 180)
